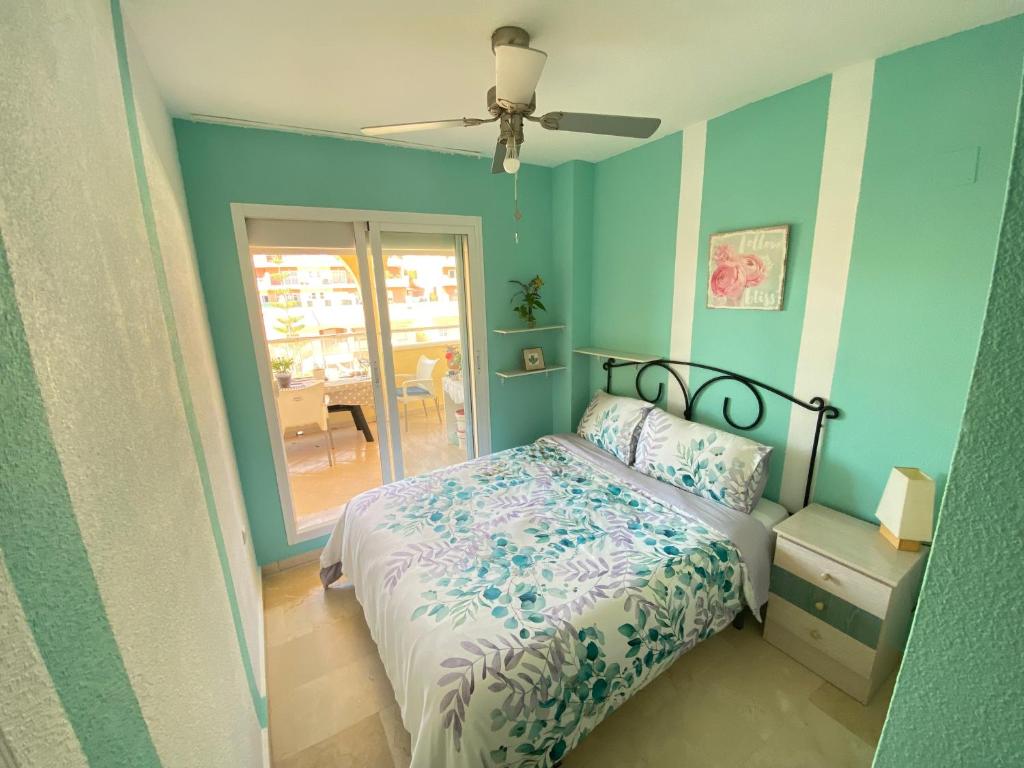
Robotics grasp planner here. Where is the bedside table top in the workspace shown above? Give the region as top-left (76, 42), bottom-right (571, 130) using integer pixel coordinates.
top-left (776, 503), bottom-right (927, 587)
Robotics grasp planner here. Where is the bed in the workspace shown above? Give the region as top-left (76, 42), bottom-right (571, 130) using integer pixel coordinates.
top-left (320, 358), bottom-right (839, 767)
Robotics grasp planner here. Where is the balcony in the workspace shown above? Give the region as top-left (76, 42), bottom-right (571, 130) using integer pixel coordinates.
top-left (267, 324), bottom-right (461, 381)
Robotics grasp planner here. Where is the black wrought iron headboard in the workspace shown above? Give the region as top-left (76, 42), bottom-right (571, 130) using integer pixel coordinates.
top-left (600, 356), bottom-right (840, 510)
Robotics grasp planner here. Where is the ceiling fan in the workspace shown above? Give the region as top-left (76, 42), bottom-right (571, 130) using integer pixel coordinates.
top-left (362, 26), bottom-right (662, 174)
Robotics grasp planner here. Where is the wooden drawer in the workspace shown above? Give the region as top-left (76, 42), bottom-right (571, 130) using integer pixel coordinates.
top-left (776, 537), bottom-right (891, 618)
top-left (770, 566), bottom-right (882, 648)
top-left (765, 595), bottom-right (876, 678)
top-left (764, 600), bottom-right (873, 704)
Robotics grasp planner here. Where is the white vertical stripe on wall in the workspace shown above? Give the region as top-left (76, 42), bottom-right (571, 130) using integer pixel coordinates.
top-left (668, 122), bottom-right (707, 413)
top-left (779, 60), bottom-right (875, 511)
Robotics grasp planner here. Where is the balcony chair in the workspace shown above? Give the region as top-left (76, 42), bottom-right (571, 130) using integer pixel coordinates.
top-left (396, 355), bottom-right (442, 431)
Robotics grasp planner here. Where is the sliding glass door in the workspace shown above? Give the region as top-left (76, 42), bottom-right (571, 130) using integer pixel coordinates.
top-left (369, 227), bottom-right (477, 479)
top-left (237, 208), bottom-right (488, 542)
top-left (245, 218), bottom-right (389, 534)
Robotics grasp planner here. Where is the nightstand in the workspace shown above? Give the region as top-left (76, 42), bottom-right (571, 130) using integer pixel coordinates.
top-left (763, 503), bottom-right (927, 703)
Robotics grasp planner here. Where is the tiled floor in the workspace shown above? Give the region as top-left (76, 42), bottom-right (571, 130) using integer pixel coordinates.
top-left (285, 406), bottom-right (467, 530)
top-left (264, 562), bottom-right (891, 768)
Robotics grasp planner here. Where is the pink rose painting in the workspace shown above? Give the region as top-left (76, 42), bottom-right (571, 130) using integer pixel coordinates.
top-left (707, 226), bottom-right (788, 310)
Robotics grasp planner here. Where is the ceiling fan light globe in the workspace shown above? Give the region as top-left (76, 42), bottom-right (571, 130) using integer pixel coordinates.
top-left (502, 156), bottom-right (521, 174)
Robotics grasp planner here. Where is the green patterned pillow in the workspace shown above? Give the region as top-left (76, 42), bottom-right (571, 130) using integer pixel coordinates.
top-left (634, 408), bottom-right (772, 514)
top-left (576, 390), bottom-right (654, 464)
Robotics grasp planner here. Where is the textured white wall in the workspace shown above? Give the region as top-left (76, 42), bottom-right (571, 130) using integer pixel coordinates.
top-left (126, 20), bottom-right (264, 697)
top-left (0, 1), bottom-right (263, 764)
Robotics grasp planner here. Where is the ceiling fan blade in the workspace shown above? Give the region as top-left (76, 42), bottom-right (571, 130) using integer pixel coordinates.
top-left (495, 45), bottom-right (547, 105)
top-left (538, 112), bottom-right (661, 139)
top-left (362, 118), bottom-right (477, 136)
top-left (491, 141), bottom-right (507, 174)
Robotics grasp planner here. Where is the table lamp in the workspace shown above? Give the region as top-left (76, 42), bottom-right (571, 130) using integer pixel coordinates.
top-left (875, 467), bottom-right (935, 551)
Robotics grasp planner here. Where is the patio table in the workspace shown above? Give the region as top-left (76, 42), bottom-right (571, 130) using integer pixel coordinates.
top-left (287, 376), bottom-right (375, 442)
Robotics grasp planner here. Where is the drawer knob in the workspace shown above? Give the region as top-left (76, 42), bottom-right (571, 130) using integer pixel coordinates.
top-left (809, 629), bottom-right (822, 640)
top-left (814, 601), bottom-right (825, 611)
top-left (820, 572), bottom-right (832, 581)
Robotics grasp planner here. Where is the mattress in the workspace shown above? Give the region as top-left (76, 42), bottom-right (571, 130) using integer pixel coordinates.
top-left (751, 497), bottom-right (789, 532)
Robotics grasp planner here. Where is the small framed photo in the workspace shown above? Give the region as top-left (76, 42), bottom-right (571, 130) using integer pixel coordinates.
top-left (707, 224), bottom-right (789, 310)
top-left (522, 347), bottom-right (545, 371)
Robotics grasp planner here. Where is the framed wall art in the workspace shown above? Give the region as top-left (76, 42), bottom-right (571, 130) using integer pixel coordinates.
top-left (522, 347), bottom-right (545, 371)
top-left (707, 225), bottom-right (789, 310)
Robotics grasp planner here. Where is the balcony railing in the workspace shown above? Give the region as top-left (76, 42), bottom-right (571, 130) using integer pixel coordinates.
top-left (267, 325), bottom-right (461, 378)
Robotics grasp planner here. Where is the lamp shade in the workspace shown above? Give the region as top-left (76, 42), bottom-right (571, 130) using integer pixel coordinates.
top-left (495, 44), bottom-right (547, 106)
top-left (875, 467), bottom-right (935, 542)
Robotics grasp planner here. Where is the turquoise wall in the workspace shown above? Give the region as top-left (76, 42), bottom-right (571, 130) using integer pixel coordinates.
top-left (583, 17), bottom-right (1024, 523)
top-left (815, 16), bottom-right (1024, 519)
top-left (551, 160), bottom-right (595, 433)
top-left (588, 133), bottom-right (683, 398)
top-left (591, 133), bottom-right (682, 358)
top-left (177, 15), bottom-right (1024, 565)
top-left (175, 122), bottom-right (555, 564)
top-left (874, 72), bottom-right (1024, 768)
top-left (690, 77), bottom-right (830, 501)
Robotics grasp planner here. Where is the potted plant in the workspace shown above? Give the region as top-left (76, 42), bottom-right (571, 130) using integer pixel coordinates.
top-left (271, 355), bottom-right (294, 388)
top-left (510, 275), bottom-right (545, 328)
top-left (444, 345), bottom-right (463, 377)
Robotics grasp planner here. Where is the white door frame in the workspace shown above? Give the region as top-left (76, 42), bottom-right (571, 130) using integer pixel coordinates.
top-left (231, 203), bottom-right (491, 545)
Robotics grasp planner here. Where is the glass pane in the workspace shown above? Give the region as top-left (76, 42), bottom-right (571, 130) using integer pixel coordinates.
top-left (378, 232), bottom-right (472, 477)
top-left (249, 243), bottom-right (382, 531)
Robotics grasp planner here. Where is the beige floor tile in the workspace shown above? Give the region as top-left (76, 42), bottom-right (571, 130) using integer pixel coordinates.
top-left (285, 408), bottom-right (466, 530)
top-left (269, 650), bottom-right (396, 760)
top-left (264, 605), bottom-right (310, 647)
top-left (315, 583), bottom-right (369, 629)
top-left (310, 610), bottom-right (382, 670)
top-left (264, 562), bottom-right (326, 604)
top-left (268, 579), bottom-right (362, 632)
top-left (273, 711), bottom-right (393, 768)
top-left (682, 620), bottom-right (831, 713)
top-left (809, 673), bottom-right (896, 747)
top-left (267, 631), bottom-right (325, 694)
top-left (264, 562), bottom-right (888, 768)
top-left (659, 671), bottom-right (780, 765)
top-left (744, 697), bottom-right (876, 768)
top-left (267, 614), bottom-right (380, 697)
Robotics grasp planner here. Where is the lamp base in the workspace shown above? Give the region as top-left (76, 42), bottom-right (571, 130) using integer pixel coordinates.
top-left (879, 523), bottom-right (921, 552)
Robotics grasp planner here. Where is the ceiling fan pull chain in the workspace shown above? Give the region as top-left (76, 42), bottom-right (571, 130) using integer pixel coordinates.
top-left (513, 167), bottom-right (523, 244)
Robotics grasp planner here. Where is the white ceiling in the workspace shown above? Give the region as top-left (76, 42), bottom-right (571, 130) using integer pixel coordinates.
top-left (124, 0), bottom-right (1024, 167)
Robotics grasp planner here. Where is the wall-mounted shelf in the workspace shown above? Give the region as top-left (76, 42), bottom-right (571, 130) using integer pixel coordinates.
top-left (574, 346), bottom-right (660, 363)
top-left (495, 365), bottom-right (567, 380)
top-left (492, 323), bottom-right (566, 335)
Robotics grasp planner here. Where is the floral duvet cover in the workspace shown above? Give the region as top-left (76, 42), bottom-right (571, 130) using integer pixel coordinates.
top-left (320, 436), bottom-right (757, 767)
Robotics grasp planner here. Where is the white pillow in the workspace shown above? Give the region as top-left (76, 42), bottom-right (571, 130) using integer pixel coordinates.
top-left (634, 408), bottom-right (772, 514)
top-left (576, 390), bottom-right (654, 464)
